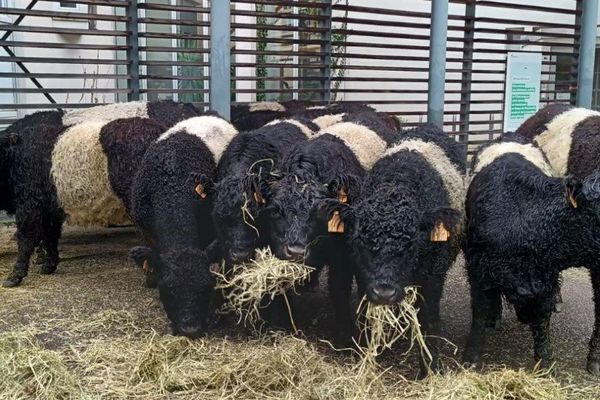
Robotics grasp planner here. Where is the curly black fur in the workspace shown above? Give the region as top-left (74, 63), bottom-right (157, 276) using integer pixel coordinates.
top-left (99, 118), bottom-right (167, 213)
top-left (1, 103), bottom-right (194, 288)
top-left (230, 103), bottom-right (287, 132)
top-left (463, 134), bottom-right (600, 374)
top-left (314, 124), bottom-right (465, 369)
top-left (292, 102), bottom-right (375, 121)
top-left (568, 115), bottom-right (600, 179)
top-left (0, 111), bottom-right (64, 213)
top-left (266, 121), bottom-right (394, 343)
top-left (1, 122), bottom-right (66, 287)
top-left (515, 103), bottom-right (573, 139)
top-left (213, 120), bottom-right (311, 265)
top-left (131, 125), bottom-right (224, 336)
top-left (146, 100), bottom-right (202, 127)
top-left (341, 111), bottom-right (398, 145)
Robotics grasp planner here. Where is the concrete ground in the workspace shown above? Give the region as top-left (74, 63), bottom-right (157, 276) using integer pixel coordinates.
top-left (0, 225), bottom-right (599, 388)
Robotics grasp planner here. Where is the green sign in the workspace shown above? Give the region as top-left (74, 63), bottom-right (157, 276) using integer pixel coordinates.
top-left (503, 52), bottom-right (542, 132)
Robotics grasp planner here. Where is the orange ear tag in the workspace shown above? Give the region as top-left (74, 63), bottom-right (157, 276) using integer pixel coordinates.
top-left (338, 188), bottom-right (349, 204)
top-left (195, 183), bottom-right (207, 199)
top-left (142, 260), bottom-right (153, 273)
top-left (430, 222), bottom-right (450, 242)
top-left (328, 211), bottom-right (345, 233)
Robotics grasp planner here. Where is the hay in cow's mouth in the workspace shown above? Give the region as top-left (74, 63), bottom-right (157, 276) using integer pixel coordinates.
top-left (356, 287), bottom-right (432, 373)
top-left (213, 247), bottom-right (314, 330)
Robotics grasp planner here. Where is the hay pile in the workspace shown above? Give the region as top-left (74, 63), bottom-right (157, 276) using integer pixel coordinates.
top-left (355, 286), bottom-right (433, 373)
top-left (214, 247), bottom-right (314, 329)
top-left (403, 367), bottom-right (597, 400)
top-left (0, 310), bottom-right (597, 400)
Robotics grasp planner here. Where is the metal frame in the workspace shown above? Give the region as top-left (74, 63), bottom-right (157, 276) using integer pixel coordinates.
top-left (126, 0), bottom-right (140, 101)
top-left (319, 0), bottom-right (332, 103)
top-left (576, 0), bottom-right (599, 108)
top-left (458, 0), bottom-right (476, 137)
top-left (210, 0), bottom-right (231, 119)
top-left (427, 0), bottom-right (449, 128)
top-left (0, 0), bottom-right (595, 155)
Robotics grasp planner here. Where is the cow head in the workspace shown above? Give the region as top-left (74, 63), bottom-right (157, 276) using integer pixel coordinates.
top-left (212, 174), bottom-right (270, 265)
top-left (315, 188), bottom-right (461, 305)
top-left (265, 174), bottom-right (361, 262)
top-left (142, 243), bottom-right (219, 338)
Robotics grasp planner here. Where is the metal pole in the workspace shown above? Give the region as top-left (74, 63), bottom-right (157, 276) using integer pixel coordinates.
top-left (126, 0), bottom-right (140, 101)
top-left (210, 0), bottom-right (231, 120)
top-left (319, 0), bottom-right (332, 104)
top-left (458, 0), bottom-right (475, 138)
top-left (427, 0), bottom-right (449, 128)
top-left (576, 0), bottom-right (599, 108)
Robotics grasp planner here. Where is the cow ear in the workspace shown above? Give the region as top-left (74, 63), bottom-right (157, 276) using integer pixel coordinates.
top-left (421, 208), bottom-right (461, 242)
top-left (242, 174), bottom-right (270, 205)
top-left (565, 176), bottom-right (584, 209)
top-left (328, 174), bottom-right (361, 204)
top-left (129, 245), bottom-right (158, 273)
top-left (314, 199), bottom-right (354, 234)
top-left (189, 172), bottom-right (214, 200)
top-left (0, 132), bottom-right (20, 147)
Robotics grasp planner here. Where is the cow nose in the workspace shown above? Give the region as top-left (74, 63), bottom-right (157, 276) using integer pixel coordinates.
top-left (367, 284), bottom-right (399, 305)
top-left (175, 325), bottom-right (203, 339)
top-left (283, 244), bottom-right (305, 260)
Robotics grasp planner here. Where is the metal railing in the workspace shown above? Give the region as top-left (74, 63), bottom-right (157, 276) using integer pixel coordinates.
top-left (0, 0), bottom-right (594, 155)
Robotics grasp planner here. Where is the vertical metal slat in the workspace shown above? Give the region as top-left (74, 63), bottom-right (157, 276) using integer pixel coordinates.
top-left (210, 0), bottom-right (231, 119)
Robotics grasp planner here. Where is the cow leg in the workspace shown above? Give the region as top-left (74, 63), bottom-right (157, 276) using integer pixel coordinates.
top-left (34, 245), bottom-right (48, 266)
top-left (3, 225), bottom-right (40, 287)
top-left (328, 262), bottom-right (355, 346)
top-left (463, 281), bottom-right (501, 365)
top-left (553, 273), bottom-right (563, 313)
top-left (416, 273), bottom-right (446, 378)
top-left (38, 214), bottom-right (63, 275)
top-left (587, 268), bottom-right (600, 375)
top-left (531, 316), bottom-right (554, 370)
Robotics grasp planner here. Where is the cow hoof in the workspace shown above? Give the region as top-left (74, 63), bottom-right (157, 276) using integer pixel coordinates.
top-left (40, 264), bottom-right (57, 275)
top-left (3, 276), bottom-right (23, 288)
top-left (462, 350), bottom-right (480, 366)
top-left (417, 367), bottom-right (431, 380)
top-left (587, 360), bottom-right (600, 375)
top-left (145, 274), bottom-right (158, 289)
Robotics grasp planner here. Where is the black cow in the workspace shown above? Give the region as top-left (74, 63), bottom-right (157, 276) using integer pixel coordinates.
top-left (130, 115), bottom-right (238, 337)
top-left (212, 118), bottom-right (318, 266)
top-left (262, 111), bottom-right (397, 340)
top-left (463, 133), bottom-right (600, 374)
top-left (0, 111), bottom-right (173, 287)
top-left (316, 124), bottom-right (465, 373)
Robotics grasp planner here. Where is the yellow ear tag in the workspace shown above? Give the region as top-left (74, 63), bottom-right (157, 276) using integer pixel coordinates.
top-left (328, 211), bottom-right (345, 233)
top-left (195, 183), bottom-right (207, 199)
top-left (568, 192), bottom-right (578, 209)
top-left (338, 188), bottom-right (349, 204)
top-left (431, 222), bottom-right (450, 242)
